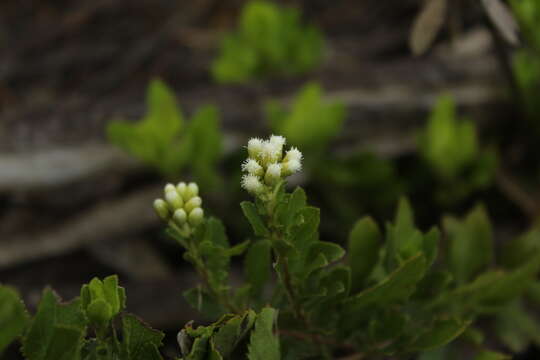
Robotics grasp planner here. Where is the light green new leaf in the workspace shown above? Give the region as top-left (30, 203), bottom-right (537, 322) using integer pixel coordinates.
top-left (241, 201), bottom-right (270, 237)
top-left (0, 285), bottom-right (29, 353)
top-left (348, 217), bottom-right (382, 292)
top-left (445, 205), bottom-right (493, 285)
top-left (271, 83), bottom-right (345, 150)
top-left (248, 308), bottom-right (280, 360)
top-left (185, 105), bottom-right (222, 188)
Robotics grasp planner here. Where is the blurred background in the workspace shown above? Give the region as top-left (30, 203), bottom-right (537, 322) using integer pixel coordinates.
top-left (1, 0), bottom-right (539, 358)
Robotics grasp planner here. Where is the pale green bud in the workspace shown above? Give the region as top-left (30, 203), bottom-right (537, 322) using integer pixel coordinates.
top-left (176, 182), bottom-right (187, 198)
top-left (185, 182), bottom-right (199, 200)
top-left (153, 199), bottom-right (170, 221)
top-left (165, 189), bottom-right (183, 209)
top-left (185, 196), bottom-right (202, 213)
top-left (188, 207), bottom-right (204, 226)
top-left (164, 183), bottom-right (176, 193)
top-left (173, 208), bottom-right (187, 225)
top-left (264, 163), bottom-right (281, 185)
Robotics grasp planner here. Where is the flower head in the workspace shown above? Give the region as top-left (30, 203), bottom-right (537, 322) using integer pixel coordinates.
top-left (241, 135), bottom-right (303, 197)
top-left (241, 174), bottom-right (264, 194)
top-left (153, 181), bottom-right (205, 235)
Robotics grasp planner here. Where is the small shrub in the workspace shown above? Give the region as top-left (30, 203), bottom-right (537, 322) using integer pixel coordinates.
top-left (212, 1), bottom-right (324, 84)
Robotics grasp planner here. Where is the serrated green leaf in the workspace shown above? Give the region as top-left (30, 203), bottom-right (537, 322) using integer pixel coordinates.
top-left (445, 205), bottom-right (494, 285)
top-left (241, 201), bottom-right (270, 237)
top-left (348, 217), bottom-right (382, 292)
top-left (344, 254), bottom-right (427, 311)
top-left (203, 218), bottom-right (230, 248)
top-left (245, 240), bottom-right (272, 297)
top-left (212, 311), bottom-right (256, 357)
top-left (283, 187), bottom-right (307, 228)
top-left (44, 325), bottom-right (84, 360)
top-left (248, 308), bottom-right (280, 360)
top-left (0, 285), bottom-right (29, 353)
top-left (22, 289), bottom-right (86, 360)
top-left (409, 319), bottom-right (470, 351)
top-left (122, 314), bottom-right (164, 360)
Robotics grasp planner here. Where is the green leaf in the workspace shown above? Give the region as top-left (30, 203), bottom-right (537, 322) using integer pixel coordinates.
top-left (409, 319), bottom-right (470, 351)
top-left (212, 310), bottom-right (256, 357)
top-left (22, 289), bottom-right (86, 360)
top-left (344, 254), bottom-right (427, 311)
top-left (445, 205), bottom-right (494, 285)
top-left (283, 187), bottom-right (307, 228)
top-left (348, 217), bottom-right (382, 292)
top-left (496, 301), bottom-right (540, 352)
top-left (121, 314), bottom-right (164, 360)
top-left (241, 201), bottom-right (270, 237)
top-left (185, 105), bottom-right (222, 188)
top-left (272, 82), bottom-right (344, 150)
top-left (248, 308), bottom-right (280, 360)
top-left (43, 325), bottom-right (85, 360)
top-left (245, 240), bottom-right (272, 297)
top-left (103, 275), bottom-right (124, 315)
top-left (501, 228), bottom-right (540, 269)
top-left (0, 285), bottom-right (29, 353)
top-left (203, 218), bottom-right (230, 248)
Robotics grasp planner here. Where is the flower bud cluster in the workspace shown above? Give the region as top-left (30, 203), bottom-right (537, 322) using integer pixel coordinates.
top-left (153, 182), bottom-right (204, 232)
top-left (241, 135), bottom-right (303, 195)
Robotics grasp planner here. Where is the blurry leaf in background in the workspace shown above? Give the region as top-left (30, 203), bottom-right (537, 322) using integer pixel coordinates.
top-left (410, 0), bottom-right (448, 55)
top-left (444, 205), bottom-right (493, 285)
top-left (107, 79), bottom-right (222, 187)
top-left (267, 82), bottom-right (345, 151)
top-left (418, 95), bottom-right (479, 180)
top-left (495, 300), bottom-right (540, 353)
top-left (212, 0), bottom-right (324, 83)
top-left (0, 286), bottom-right (28, 354)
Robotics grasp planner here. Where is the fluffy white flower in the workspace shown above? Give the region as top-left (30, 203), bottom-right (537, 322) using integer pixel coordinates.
top-left (242, 158), bottom-right (264, 176)
top-left (241, 174), bottom-right (264, 194)
top-left (247, 138), bottom-right (264, 159)
top-left (282, 159), bottom-right (302, 176)
top-left (270, 135), bottom-right (286, 149)
top-left (260, 140), bottom-right (281, 164)
top-left (284, 147), bottom-right (303, 162)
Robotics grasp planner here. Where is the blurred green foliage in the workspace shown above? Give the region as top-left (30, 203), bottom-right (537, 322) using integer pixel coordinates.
top-left (417, 95), bottom-right (496, 204)
top-left (107, 79), bottom-right (222, 187)
top-left (510, 0), bottom-right (540, 129)
top-left (267, 82), bottom-right (345, 151)
top-left (212, 0), bottom-right (324, 83)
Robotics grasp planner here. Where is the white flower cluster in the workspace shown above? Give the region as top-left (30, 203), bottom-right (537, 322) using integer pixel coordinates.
top-left (241, 135), bottom-right (303, 195)
top-left (153, 182), bottom-right (204, 230)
